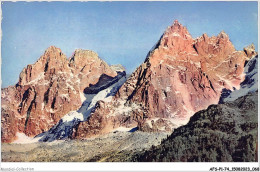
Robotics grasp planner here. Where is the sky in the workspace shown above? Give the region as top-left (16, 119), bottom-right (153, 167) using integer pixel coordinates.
top-left (1, 1), bottom-right (258, 88)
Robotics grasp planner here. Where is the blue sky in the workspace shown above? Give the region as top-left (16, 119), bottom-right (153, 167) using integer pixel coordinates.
top-left (1, 1), bottom-right (258, 88)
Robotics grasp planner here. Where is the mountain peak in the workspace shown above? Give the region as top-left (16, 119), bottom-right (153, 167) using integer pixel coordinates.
top-left (217, 30), bottom-right (229, 39)
top-left (173, 19), bottom-right (181, 25)
top-left (44, 46), bottom-right (62, 54)
top-left (244, 43), bottom-right (257, 58)
top-left (72, 49), bottom-right (99, 60)
top-left (41, 46), bottom-right (66, 63)
top-left (169, 20), bottom-right (187, 33)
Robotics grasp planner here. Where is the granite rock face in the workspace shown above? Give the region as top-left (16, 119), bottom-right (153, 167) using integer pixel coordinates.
top-left (133, 91), bottom-right (258, 162)
top-left (1, 46), bottom-right (119, 143)
top-left (74, 20), bottom-right (252, 139)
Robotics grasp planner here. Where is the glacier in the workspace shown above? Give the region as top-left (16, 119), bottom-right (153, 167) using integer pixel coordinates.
top-left (36, 72), bottom-right (127, 142)
top-left (220, 55), bottom-right (258, 102)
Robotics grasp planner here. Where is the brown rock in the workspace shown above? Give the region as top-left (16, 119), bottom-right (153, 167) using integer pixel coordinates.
top-left (1, 46), bottom-right (118, 142)
top-left (244, 44), bottom-right (257, 59)
top-left (74, 20), bottom-right (251, 138)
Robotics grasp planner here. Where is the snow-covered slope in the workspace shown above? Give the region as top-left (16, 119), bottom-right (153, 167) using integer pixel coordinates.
top-left (36, 74), bottom-right (127, 142)
top-left (221, 55), bottom-right (258, 102)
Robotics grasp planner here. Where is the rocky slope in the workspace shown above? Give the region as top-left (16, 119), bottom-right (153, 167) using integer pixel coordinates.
top-left (36, 72), bottom-right (126, 142)
top-left (132, 90), bottom-right (258, 162)
top-left (1, 131), bottom-right (168, 162)
top-left (1, 46), bottom-right (122, 143)
top-left (131, 54), bottom-right (258, 162)
top-left (74, 20), bottom-right (252, 139)
top-left (220, 54), bottom-right (258, 103)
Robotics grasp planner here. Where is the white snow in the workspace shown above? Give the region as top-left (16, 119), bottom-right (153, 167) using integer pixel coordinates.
top-left (13, 133), bottom-right (42, 144)
top-left (170, 111), bottom-right (178, 118)
top-left (110, 64), bottom-right (125, 72)
top-left (185, 34), bottom-right (192, 38)
top-left (166, 64), bottom-right (175, 69)
top-left (194, 62), bottom-right (201, 68)
top-left (49, 108), bottom-right (57, 113)
top-left (159, 60), bottom-right (164, 64)
top-left (215, 74), bottom-right (234, 90)
top-left (66, 82), bottom-right (77, 94)
top-left (61, 111), bottom-right (84, 122)
top-left (172, 32), bottom-right (180, 37)
top-left (60, 94), bottom-right (70, 100)
top-left (112, 126), bottom-right (136, 132)
top-left (178, 66), bottom-right (187, 71)
top-left (26, 72), bottom-right (45, 85)
top-left (41, 103), bottom-right (44, 110)
top-left (57, 71), bottom-right (69, 75)
top-left (108, 100), bottom-right (140, 117)
top-left (86, 76), bottom-right (126, 113)
top-left (63, 76), bottom-right (127, 122)
top-left (175, 91), bottom-right (181, 94)
top-left (224, 56), bottom-right (258, 102)
top-left (80, 92), bottom-right (87, 103)
top-left (165, 86), bottom-right (171, 92)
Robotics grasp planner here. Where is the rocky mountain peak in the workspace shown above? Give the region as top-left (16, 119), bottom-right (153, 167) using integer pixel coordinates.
top-left (244, 43), bottom-right (257, 58)
top-left (18, 46), bottom-right (69, 85)
top-left (45, 45), bottom-right (62, 52)
top-left (218, 30), bottom-right (229, 39)
top-left (163, 20), bottom-right (192, 39)
top-left (69, 49), bottom-right (102, 68)
top-left (41, 46), bottom-right (67, 62)
top-left (74, 20), bottom-right (251, 139)
top-left (73, 49), bottom-right (99, 59)
top-left (111, 64), bottom-right (126, 73)
top-left (2, 46), bottom-right (125, 143)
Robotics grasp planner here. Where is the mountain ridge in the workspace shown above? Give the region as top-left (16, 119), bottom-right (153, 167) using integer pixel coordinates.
top-left (1, 20), bottom-right (257, 144)
top-left (73, 20), bottom-right (253, 139)
top-left (1, 46), bottom-right (125, 143)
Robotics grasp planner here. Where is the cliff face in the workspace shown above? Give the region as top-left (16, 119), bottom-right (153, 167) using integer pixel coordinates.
top-left (1, 46), bottom-right (118, 143)
top-left (74, 20), bottom-right (252, 138)
top-left (132, 54), bottom-right (258, 162)
top-left (132, 91), bottom-right (258, 162)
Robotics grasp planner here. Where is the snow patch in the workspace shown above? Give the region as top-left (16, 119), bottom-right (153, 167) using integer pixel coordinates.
top-left (36, 74), bottom-right (127, 142)
top-left (112, 127), bottom-right (136, 132)
top-left (66, 82), bottom-right (77, 94)
top-left (165, 86), bottom-right (171, 92)
top-left (159, 60), bottom-right (164, 64)
top-left (178, 66), bottom-right (187, 71)
top-left (13, 133), bottom-right (42, 144)
top-left (61, 111), bottom-right (84, 122)
top-left (175, 90), bottom-right (181, 94)
top-left (172, 32), bottom-right (180, 37)
top-left (80, 92), bottom-right (87, 103)
top-left (26, 72), bottom-right (45, 85)
top-left (60, 94), bottom-right (70, 100)
top-left (224, 55), bottom-right (258, 102)
top-left (108, 101), bottom-right (140, 117)
top-left (194, 62), bottom-right (201, 68)
top-left (41, 103), bottom-right (44, 111)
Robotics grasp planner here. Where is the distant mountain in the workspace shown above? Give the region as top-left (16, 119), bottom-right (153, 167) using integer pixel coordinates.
top-left (74, 20), bottom-right (252, 139)
top-left (132, 90), bottom-right (258, 162)
top-left (1, 46), bottom-right (124, 143)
